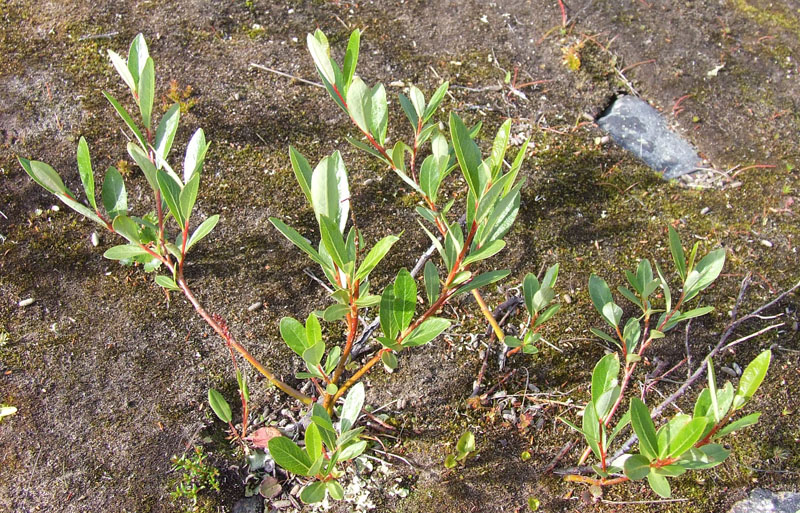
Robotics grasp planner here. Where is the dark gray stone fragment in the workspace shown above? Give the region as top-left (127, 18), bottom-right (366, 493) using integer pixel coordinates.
top-left (596, 95), bottom-right (701, 179)
top-left (233, 496), bottom-right (265, 513)
top-left (728, 488), bottom-right (800, 513)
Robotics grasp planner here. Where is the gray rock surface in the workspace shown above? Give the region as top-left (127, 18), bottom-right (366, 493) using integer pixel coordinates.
top-left (597, 95), bottom-right (701, 179)
top-left (728, 488), bottom-right (800, 513)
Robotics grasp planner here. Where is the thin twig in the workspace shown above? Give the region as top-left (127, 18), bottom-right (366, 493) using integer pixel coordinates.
top-left (543, 440), bottom-right (576, 474)
top-left (249, 63), bottom-right (324, 89)
top-left (303, 268), bottom-right (334, 293)
top-left (601, 498), bottom-right (688, 505)
top-left (719, 322), bottom-right (784, 352)
top-left (370, 448), bottom-right (416, 468)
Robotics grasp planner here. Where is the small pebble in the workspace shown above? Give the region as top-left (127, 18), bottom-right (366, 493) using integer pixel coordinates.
top-left (234, 92), bottom-right (241, 101)
top-left (721, 366), bottom-right (737, 377)
top-left (18, 298), bottom-right (35, 307)
top-left (272, 500), bottom-right (291, 509)
top-left (562, 294), bottom-right (572, 304)
top-left (700, 207), bottom-right (710, 215)
top-left (761, 240), bottom-right (773, 248)
top-left (51, 205), bottom-right (60, 212)
top-left (248, 301), bottom-right (263, 312)
top-left (91, 232), bottom-right (99, 247)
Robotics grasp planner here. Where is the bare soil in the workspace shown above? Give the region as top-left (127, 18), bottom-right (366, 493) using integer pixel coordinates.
top-left (1, 1), bottom-right (799, 512)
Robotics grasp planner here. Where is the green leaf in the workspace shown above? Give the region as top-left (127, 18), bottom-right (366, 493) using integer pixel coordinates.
top-left (289, 145), bottom-right (313, 205)
top-left (124, 142), bottom-right (156, 192)
top-left (356, 235), bottom-right (400, 281)
top-left (237, 370), bottom-right (249, 402)
top-left (270, 437), bottom-right (313, 476)
top-left (392, 269), bottom-right (417, 333)
top-left (489, 119), bottom-right (512, 177)
top-left (715, 412), bottom-right (761, 438)
top-left (103, 244), bottom-right (150, 260)
top-left (186, 214), bottom-right (219, 252)
top-left (590, 327), bottom-right (621, 348)
top-left (103, 92), bottom-right (146, 149)
top-left (403, 317), bottom-right (451, 347)
top-left (307, 31), bottom-right (336, 85)
top-left (679, 444), bottom-right (730, 469)
top-left (398, 92), bottom-right (419, 130)
top-left (269, 217), bottom-right (328, 269)
top-left (319, 215), bottom-right (350, 272)
top-left (591, 353), bottom-right (620, 418)
top-left (623, 454), bottom-right (651, 481)
top-left (302, 341), bottom-right (325, 367)
top-left (444, 454), bottom-right (457, 468)
top-left (424, 261), bottom-right (440, 305)
top-left (138, 57), bottom-right (155, 130)
top-left (630, 398), bottom-right (658, 461)
top-left (76, 137), bottom-right (97, 210)
top-left (366, 83), bottom-right (388, 145)
top-left (101, 166), bottom-right (127, 219)
top-left (112, 215), bottom-right (141, 244)
top-left (326, 480), bottom-right (344, 501)
top-left (622, 317), bottom-right (641, 354)
top-left (534, 304), bottom-right (561, 327)
top-left (454, 270), bottom-right (510, 296)
top-left (108, 49), bottom-right (136, 93)
top-left (155, 103), bottom-right (180, 165)
top-left (707, 359), bottom-right (721, 422)
top-left (733, 349), bottom-right (771, 410)
top-left (532, 287), bottom-right (555, 314)
top-left (462, 240), bottom-right (506, 267)
top-left (155, 275), bottom-right (180, 291)
top-left (311, 151), bottom-right (350, 234)
top-left (381, 351), bottom-right (398, 370)
top-left (523, 273), bottom-right (540, 316)
top-left (305, 423), bottom-right (323, 460)
top-left (618, 286), bottom-right (643, 309)
top-left (336, 426), bottom-right (364, 448)
top-left (127, 33), bottom-right (149, 87)
top-left (311, 404), bottom-right (337, 448)
top-left (504, 138), bottom-right (528, 195)
top-left (581, 402), bottom-right (602, 459)
top-left (184, 129), bottom-right (209, 184)
top-left (588, 274), bottom-right (613, 319)
top-left (157, 169), bottom-right (184, 226)
top-left (342, 29), bottom-right (361, 95)
top-left (684, 249), bottom-right (726, 300)
top-left (664, 417), bottom-right (707, 458)
top-left (208, 389), bottom-right (232, 423)
top-left (19, 158), bottom-right (67, 195)
top-left (340, 382), bottom-right (365, 433)
top-left (655, 261), bottom-right (672, 313)
top-left (280, 317), bottom-right (309, 356)
top-left (324, 346), bottom-right (342, 375)
top-left (379, 285), bottom-right (398, 340)
top-left (323, 304), bottom-right (349, 322)
top-left (179, 172), bottom-right (199, 223)
top-left (668, 227), bottom-right (687, 281)
top-left (456, 431), bottom-right (475, 456)
top-left (339, 440), bottom-right (367, 461)
top-left (423, 81), bottom-right (449, 122)
top-left (450, 112), bottom-right (484, 197)
top-left (646, 471), bottom-right (671, 498)
top-left (601, 302), bottom-right (623, 328)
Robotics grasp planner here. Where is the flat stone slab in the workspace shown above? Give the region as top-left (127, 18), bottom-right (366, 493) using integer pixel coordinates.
top-left (597, 95), bottom-right (702, 179)
top-left (728, 488), bottom-right (800, 513)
